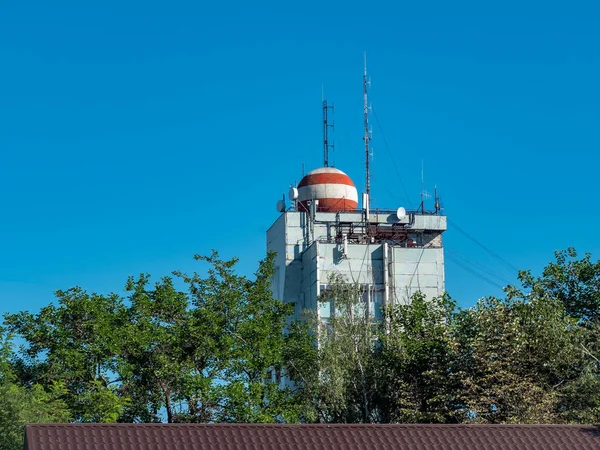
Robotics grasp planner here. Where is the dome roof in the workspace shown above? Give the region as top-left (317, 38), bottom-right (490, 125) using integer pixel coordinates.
top-left (297, 167), bottom-right (358, 212)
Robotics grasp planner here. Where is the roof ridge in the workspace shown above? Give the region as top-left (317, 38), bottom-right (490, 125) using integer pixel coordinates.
top-left (25, 423), bottom-right (600, 450)
top-left (26, 423), bottom-right (600, 428)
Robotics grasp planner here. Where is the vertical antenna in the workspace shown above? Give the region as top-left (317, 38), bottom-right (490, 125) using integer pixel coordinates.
top-left (363, 52), bottom-right (372, 205)
top-left (420, 160), bottom-right (424, 213)
top-left (323, 99), bottom-right (334, 167)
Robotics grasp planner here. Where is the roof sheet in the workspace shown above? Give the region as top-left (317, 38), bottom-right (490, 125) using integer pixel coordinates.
top-left (25, 423), bottom-right (600, 450)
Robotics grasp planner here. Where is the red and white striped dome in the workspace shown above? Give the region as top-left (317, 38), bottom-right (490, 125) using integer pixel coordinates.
top-left (297, 167), bottom-right (358, 212)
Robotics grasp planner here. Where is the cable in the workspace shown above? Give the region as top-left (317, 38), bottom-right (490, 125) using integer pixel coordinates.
top-left (445, 247), bottom-right (513, 286)
top-left (446, 254), bottom-right (505, 290)
top-left (371, 106), bottom-right (413, 207)
top-left (365, 95), bottom-right (515, 294)
top-left (408, 247), bottom-right (426, 293)
top-left (447, 218), bottom-right (520, 274)
top-left (447, 254), bottom-right (503, 290)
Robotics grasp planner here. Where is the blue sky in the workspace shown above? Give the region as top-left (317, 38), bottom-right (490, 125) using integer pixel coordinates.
top-left (0, 0), bottom-right (598, 313)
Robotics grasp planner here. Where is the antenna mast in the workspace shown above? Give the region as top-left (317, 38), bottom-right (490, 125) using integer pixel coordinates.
top-left (363, 53), bottom-right (372, 204)
top-left (323, 100), bottom-right (334, 167)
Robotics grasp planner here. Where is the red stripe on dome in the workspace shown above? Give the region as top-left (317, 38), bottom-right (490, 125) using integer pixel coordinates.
top-left (299, 198), bottom-right (358, 212)
top-left (298, 173), bottom-right (355, 188)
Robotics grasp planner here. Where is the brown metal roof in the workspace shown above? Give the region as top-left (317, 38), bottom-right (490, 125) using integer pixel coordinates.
top-left (25, 423), bottom-right (600, 450)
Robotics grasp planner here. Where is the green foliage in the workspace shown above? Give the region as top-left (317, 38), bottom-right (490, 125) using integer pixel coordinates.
top-left (3, 251), bottom-right (306, 425)
top-left (452, 295), bottom-right (578, 423)
top-left (448, 248), bottom-right (600, 424)
top-left (175, 251), bottom-right (302, 423)
top-left (0, 382), bottom-right (72, 450)
top-left (519, 247), bottom-right (600, 323)
top-left (376, 293), bottom-right (460, 423)
top-left (119, 273), bottom-right (196, 423)
top-left (2, 247), bottom-right (600, 429)
top-left (295, 249), bottom-right (600, 424)
top-left (4, 288), bottom-right (128, 423)
top-left (293, 276), bottom-right (379, 423)
top-left (0, 332), bottom-right (70, 450)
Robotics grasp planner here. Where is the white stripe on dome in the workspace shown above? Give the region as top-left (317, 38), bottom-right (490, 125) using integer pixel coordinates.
top-left (305, 167), bottom-right (350, 176)
top-left (298, 183), bottom-right (359, 203)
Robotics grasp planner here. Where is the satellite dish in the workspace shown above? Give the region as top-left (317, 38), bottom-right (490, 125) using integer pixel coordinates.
top-left (396, 207), bottom-right (407, 219)
top-left (288, 187), bottom-right (299, 201)
top-left (276, 199), bottom-right (286, 213)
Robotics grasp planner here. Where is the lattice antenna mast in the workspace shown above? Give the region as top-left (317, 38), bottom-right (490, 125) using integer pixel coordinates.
top-left (363, 53), bottom-right (372, 203)
top-left (323, 100), bottom-right (334, 167)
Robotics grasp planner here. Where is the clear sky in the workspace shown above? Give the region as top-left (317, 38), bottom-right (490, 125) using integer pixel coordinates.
top-left (0, 0), bottom-right (599, 314)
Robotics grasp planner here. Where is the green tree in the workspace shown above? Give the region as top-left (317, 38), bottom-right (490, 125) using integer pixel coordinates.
top-left (118, 274), bottom-right (198, 423)
top-left (519, 248), bottom-right (600, 323)
top-left (4, 252), bottom-right (307, 424)
top-left (289, 276), bottom-right (378, 423)
top-left (515, 248), bottom-right (600, 422)
top-left (375, 293), bottom-right (461, 423)
top-left (0, 331), bottom-right (71, 450)
top-left (4, 288), bottom-right (129, 422)
top-left (6, 247), bottom-right (600, 427)
top-left (452, 292), bottom-right (594, 423)
top-left (176, 251), bottom-right (304, 423)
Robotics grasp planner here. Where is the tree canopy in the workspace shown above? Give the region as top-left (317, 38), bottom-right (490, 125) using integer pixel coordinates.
top-left (2, 247), bottom-right (600, 450)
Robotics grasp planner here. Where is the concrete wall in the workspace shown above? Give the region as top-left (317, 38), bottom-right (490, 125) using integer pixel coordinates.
top-left (267, 210), bottom-right (446, 321)
top-left (390, 247), bottom-right (445, 304)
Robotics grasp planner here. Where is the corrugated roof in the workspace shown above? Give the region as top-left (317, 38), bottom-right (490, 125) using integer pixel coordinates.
top-left (25, 423), bottom-right (600, 450)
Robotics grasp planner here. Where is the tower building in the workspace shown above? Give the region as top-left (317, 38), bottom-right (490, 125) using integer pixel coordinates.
top-left (267, 176), bottom-right (446, 321)
top-left (267, 64), bottom-right (446, 321)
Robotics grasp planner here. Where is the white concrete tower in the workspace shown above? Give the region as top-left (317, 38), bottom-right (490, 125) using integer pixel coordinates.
top-left (267, 167), bottom-right (446, 322)
top-left (269, 61), bottom-right (446, 321)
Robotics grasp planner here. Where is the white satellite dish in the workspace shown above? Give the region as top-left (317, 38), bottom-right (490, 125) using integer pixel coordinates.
top-left (288, 187), bottom-right (299, 201)
top-left (276, 199), bottom-right (286, 213)
top-left (396, 207), bottom-right (407, 219)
